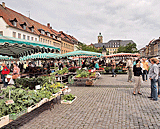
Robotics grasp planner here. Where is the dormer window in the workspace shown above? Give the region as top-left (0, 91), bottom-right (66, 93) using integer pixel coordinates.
top-left (42, 30), bottom-right (45, 35)
top-left (13, 21), bottom-right (17, 26)
top-left (20, 22), bottom-right (27, 30)
top-left (29, 26), bottom-right (34, 32)
top-left (10, 18), bottom-right (18, 27)
top-left (23, 25), bottom-right (26, 30)
top-left (31, 28), bottom-right (34, 32)
top-left (46, 32), bottom-right (50, 37)
top-left (38, 29), bottom-right (45, 35)
top-left (52, 34), bottom-right (55, 39)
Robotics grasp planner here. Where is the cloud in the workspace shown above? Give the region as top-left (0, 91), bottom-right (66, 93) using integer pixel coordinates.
top-left (2, 0), bottom-right (160, 49)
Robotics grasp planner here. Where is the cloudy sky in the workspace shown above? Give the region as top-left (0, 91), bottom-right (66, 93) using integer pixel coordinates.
top-left (1, 0), bottom-right (160, 49)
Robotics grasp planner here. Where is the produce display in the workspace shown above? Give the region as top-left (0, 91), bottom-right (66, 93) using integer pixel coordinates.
top-left (57, 67), bottom-right (69, 75)
top-left (15, 76), bottom-right (50, 89)
top-left (62, 94), bottom-right (75, 101)
top-left (0, 76), bottom-right (65, 118)
top-left (68, 66), bottom-right (80, 72)
top-left (76, 69), bottom-right (95, 78)
top-left (89, 72), bottom-right (96, 78)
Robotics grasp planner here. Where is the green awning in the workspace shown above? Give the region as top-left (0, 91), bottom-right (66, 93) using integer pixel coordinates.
top-left (0, 35), bottom-right (60, 58)
top-left (0, 35), bottom-right (60, 51)
top-left (62, 50), bottom-right (103, 57)
top-left (0, 55), bottom-right (14, 60)
top-left (20, 53), bottom-right (61, 61)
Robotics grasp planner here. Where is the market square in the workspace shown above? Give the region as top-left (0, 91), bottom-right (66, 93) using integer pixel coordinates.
top-left (1, 1), bottom-right (160, 129)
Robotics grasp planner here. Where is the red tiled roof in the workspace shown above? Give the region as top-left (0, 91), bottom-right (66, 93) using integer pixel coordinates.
top-left (0, 4), bottom-right (60, 38)
top-left (59, 31), bottom-right (78, 44)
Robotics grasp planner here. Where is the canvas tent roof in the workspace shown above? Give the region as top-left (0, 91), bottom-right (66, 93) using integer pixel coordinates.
top-left (0, 35), bottom-right (60, 58)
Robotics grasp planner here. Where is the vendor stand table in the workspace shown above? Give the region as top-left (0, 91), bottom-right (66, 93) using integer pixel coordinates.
top-left (55, 72), bottom-right (76, 83)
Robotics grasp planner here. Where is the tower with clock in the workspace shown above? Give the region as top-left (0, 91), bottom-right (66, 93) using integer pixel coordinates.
top-left (98, 32), bottom-right (103, 43)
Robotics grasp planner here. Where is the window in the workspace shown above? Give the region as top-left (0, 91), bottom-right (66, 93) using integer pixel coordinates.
top-left (18, 33), bottom-right (21, 39)
top-left (52, 35), bottom-right (55, 38)
top-left (31, 28), bottom-right (34, 32)
top-left (35, 38), bottom-right (37, 41)
top-left (23, 35), bottom-right (26, 39)
top-left (46, 39), bottom-right (47, 43)
top-left (64, 43), bottom-right (65, 47)
top-left (48, 40), bottom-right (49, 44)
top-left (43, 39), bottom-right (45, 43)
top-left (13, 32), bottom-right (16, 38)
top-left (113, 49), bottom-right (114, 51)
top-left (31, 37), bottom-right (34, 41)
top-left (13, 21), bottom-right (16, 26)
top-left (41, 38), bottom-right (42, 42)
top-left (0, 31), bottom-right (3, 36)
top-left (47, 33), bottom-right (50, 37)
top-left (50, 41), bottom-right (51, 45)
top-left (27, 36), bottom-right (30, 40)
top-left (41, 30), bottom-right (45, 35)
top-left (23, 25), bottom-right (26, 30)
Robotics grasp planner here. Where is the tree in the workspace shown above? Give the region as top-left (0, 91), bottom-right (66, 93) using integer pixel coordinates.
top-left (117, 43), bottom-right (138, 53)
top-left (77, 43), bottom-right (109, 55)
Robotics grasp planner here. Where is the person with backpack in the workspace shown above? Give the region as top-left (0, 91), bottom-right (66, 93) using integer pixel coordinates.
top-left (1, 63), bottom-right (10, 87)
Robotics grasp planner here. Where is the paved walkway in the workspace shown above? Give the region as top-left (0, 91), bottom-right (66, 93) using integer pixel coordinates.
top-left (2, 75), bottom-right (160, 129)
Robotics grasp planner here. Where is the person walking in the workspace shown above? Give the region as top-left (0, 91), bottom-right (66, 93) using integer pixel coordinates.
top-left (126, 58), bottom-right (133, 82)
top-left (1, 63), bottom-right (10, 87)
top-left (111, 59), bottom-right (117, 77)
top-left (142, 58), bottom-right (149, 82)
top-left (133, 59), bottom-right (142, 95)
top-left (148, 58), bottom-right (159, 101)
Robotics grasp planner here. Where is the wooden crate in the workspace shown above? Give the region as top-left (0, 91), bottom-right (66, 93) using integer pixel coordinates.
top-left (61, 96), bottom-right (77, 105)
top-left (0, 115), bottom-right (9, 128)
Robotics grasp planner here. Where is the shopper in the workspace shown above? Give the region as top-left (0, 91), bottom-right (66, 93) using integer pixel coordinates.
top-left (133, 59), bottom-right (142, 95)
top-left (126, 58), bottom-right (133, 82)
top-left (12, 63), bottom-right (20, 79)
top-left (148, 58), bottom-right (159, 101)
top-left (142, 58), bottom-right (149, 81)
top-left (1, 63), bottom-right (10, 87)
top-left (111, 59), bottom-right (117, 77)
top-left (95, 61), bottom-right (99, 70)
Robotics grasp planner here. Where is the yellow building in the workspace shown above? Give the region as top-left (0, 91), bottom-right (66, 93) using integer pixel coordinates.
top-left (92, 33), bottom-right (136, 55)
top-left (59, 31), bottom-right (77, 54)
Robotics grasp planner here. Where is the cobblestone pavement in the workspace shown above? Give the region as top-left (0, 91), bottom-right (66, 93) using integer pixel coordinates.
top-left (3, 75), bottom-right (160, 129)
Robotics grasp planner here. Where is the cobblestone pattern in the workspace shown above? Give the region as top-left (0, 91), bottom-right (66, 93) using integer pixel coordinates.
top-left (2, 75), bottom-right (160, 129)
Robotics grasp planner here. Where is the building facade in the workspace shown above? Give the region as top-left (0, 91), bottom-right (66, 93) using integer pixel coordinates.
top-left (0, 2), bottom-right (80, 54)
top-left (139, 37), bottom-right (160, 58)
top-left (59, 31), bottom-right (79, 54)
top-left (91, 33), bottom-right (136, 55)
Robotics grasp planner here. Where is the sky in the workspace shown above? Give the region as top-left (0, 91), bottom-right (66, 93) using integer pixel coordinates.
top-left (1, 0), bottom-right (160, 49)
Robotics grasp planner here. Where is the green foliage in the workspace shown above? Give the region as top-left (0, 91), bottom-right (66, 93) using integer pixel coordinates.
top-left (62, 94), bottom-right (75, 101)
top-left (0, 81), bottom-right (64, 118)
top-left (77, 42), bottom-right (109, 55)
top-left (15, 76), bottom-right (50, 89)
top-left (117, 43), bottom-right (138, 53)
top-left (57, 67), bottom-right (69, 75)
top-left (105, 67), bottom-right (111, 71)
top-left (76, 70), bottom-right (89, 78)
top-left (89, 72), bottom-right (96, 78)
